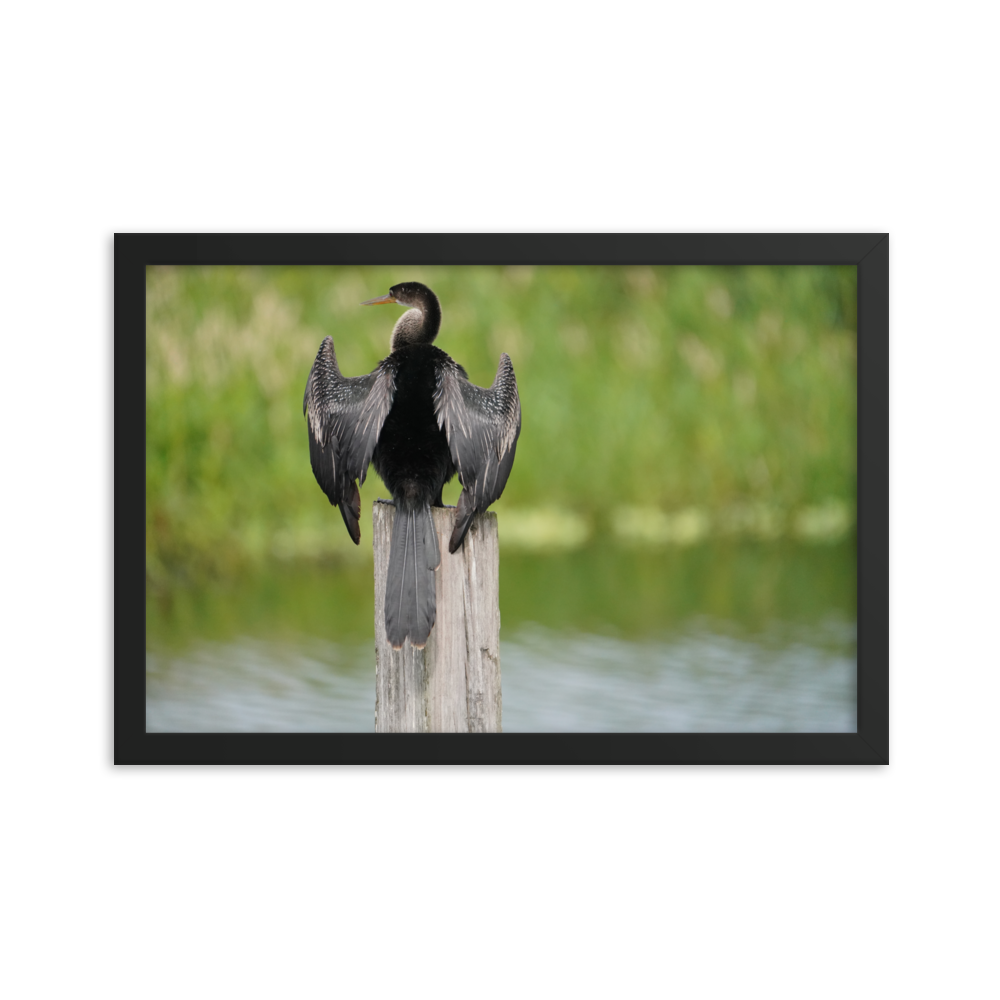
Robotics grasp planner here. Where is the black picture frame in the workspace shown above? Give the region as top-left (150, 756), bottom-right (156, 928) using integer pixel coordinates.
top-left (119, 233), bottom-right (888, 764)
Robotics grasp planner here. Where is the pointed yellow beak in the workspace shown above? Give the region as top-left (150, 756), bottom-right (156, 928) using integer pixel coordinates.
top-left (361, 292), bottom-right (396, 306)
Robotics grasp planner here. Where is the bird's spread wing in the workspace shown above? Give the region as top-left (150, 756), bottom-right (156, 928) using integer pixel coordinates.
top-left (304, 337), bottom-right (396, 542)
top-left (434, 353), bottom-right (521, 551)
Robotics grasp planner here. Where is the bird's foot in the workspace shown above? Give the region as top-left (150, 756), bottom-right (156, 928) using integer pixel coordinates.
top-left (375, 498), bottom-right (396, 506)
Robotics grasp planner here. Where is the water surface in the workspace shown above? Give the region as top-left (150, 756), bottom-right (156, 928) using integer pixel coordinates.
top-left (146, 541), bottom-right (856, 732)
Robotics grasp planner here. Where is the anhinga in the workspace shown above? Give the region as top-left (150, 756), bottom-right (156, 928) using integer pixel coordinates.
top-left (303, 282), bottom-right (521, 649)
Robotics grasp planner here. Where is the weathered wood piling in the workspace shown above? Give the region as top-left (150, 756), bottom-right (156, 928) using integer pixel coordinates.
top-left (372, 503), bottom-right (502, 733)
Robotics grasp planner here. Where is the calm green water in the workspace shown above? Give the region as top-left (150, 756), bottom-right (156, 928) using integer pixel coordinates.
top-left (146, 540), bottom-right (856, 732)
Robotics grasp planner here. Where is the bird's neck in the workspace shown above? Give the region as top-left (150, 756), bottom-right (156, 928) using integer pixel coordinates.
top-left (390, 290), bottom-right (441, 350)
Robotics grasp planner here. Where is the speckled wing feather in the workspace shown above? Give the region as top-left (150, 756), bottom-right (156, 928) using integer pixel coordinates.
top-left (303, 337), bottom-right (396, 543)
top-left (434, 353), bottom-right (521, 552)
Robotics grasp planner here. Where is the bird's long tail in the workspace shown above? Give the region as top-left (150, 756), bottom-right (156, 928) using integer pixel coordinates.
top-left (384, 502), bottom-right (440, 649)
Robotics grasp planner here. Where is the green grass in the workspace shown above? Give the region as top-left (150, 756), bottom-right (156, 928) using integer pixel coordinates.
top-left (146, 264), bottom-right (856, 585)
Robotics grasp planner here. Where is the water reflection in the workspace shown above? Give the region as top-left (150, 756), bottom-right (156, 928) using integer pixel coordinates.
top-left (146, 540), bottom-right (856, 733)
top-left (147, 637), bottom-right (374, 733)
top-left (502, 620), bottom-right (854, 732)
top-left (147, 619), bottom-right (854, 733)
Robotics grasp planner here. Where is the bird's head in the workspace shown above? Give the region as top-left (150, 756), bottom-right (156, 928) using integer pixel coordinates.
top-left (362, 281), bottom-right (432, 309)
top-left (363, 281), bottom-right (441, 349)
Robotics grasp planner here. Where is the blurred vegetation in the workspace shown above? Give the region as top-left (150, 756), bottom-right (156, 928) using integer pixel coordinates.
top-left (146, 264), bottom-right (856, 586)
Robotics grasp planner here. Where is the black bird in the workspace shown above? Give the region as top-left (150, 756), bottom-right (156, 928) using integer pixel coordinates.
top-left (303, 282), bottom-right (521, 649)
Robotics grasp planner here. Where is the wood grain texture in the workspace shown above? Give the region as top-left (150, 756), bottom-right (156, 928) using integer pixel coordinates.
top-left (373, 503), bottom-right (502, 733)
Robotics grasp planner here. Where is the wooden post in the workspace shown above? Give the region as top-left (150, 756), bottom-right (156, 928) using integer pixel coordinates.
top-left (372, 503), bottom-right (502, 733)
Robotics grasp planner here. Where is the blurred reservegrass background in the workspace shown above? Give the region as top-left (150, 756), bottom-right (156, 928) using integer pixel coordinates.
top-left (146, 263), bottom-right (855, 584)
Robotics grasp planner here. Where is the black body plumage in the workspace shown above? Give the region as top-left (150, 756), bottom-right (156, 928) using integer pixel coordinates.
top-left (303, 282), bottom-right (521, 649)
